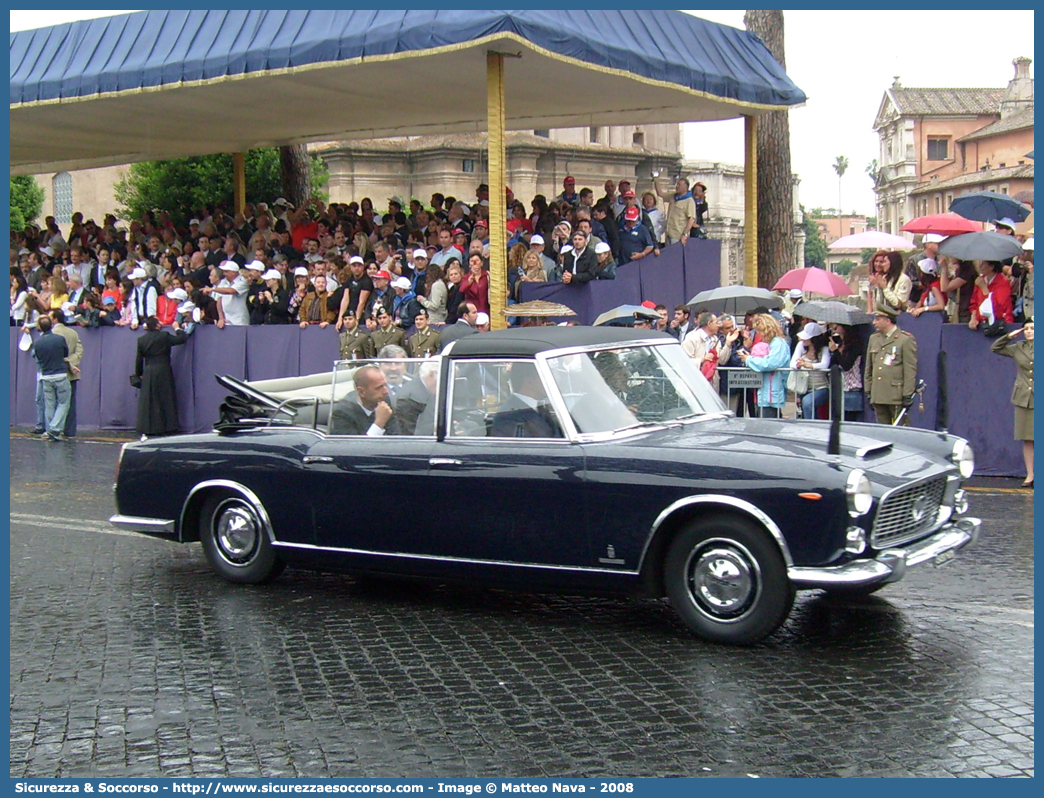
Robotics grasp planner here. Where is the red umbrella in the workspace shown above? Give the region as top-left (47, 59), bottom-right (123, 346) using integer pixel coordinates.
top-left (772, 267), bottom-right (853, 297)
top-left (901, 213), bottom-right (981, 237)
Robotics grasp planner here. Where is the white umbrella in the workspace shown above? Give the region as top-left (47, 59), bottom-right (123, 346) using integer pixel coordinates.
top-left (828, 231), bottom-right (915, 250)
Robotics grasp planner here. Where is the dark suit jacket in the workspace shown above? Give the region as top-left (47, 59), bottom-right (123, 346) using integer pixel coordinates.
top-left (490, 394), bottom-right (563, 438)
top-left (329, 396), bottom-right (403, 436)
top-left (438, 319), bottom-right (477, 349)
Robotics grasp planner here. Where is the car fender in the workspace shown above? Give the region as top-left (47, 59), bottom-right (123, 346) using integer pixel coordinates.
top-left (637, 495), bottom-right (794, 596)
top-left (179, 479), bottom-right (276, 545)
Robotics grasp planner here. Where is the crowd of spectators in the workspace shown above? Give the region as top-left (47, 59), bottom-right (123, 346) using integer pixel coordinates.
top-left (10, 174), bottom-right (711, 359)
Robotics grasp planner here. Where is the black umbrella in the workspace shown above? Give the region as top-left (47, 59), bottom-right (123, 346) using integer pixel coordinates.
top-left (937, 231), bottom-right (1024, 261)
top-left (949, 190), bottom-right (1032, 223)
top-left (793, 300), bottom-right (872, 326)
top-left (688, 285), bottom-right (782, 315)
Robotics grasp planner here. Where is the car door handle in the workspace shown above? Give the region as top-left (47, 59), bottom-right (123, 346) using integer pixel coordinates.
top-left (302, 455), bottom-right (334, 464)
top-left (429, 457), bottom-right (463, 468)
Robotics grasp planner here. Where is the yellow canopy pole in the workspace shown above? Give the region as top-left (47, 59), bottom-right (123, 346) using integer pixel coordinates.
top-left (233, 152), bottom-right (246, 216)
top-left (486, 52), bottom-right (508, 330)
top-left (743, 115), bottom-right (758, 287)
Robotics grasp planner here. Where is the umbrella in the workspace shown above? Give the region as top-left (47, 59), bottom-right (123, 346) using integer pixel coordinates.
top-left (1026, 150), bottom-right (1034, 160)
top-left (827, 231), bottom-right (914, 250)
top-left (901, 213), bottom-right (981, 237)
top-left (687, 285), bottom-right (782, 315)
top-left (772, 267), bottom-right (853, 297)
top-left (949, 190), bottom-right (1032, 223)
top-left (1012, 189), bottom-right (1033, 207)
top-left (502, 300), bottom-right (576, 317)
top-left (937, 231), bottom-right (1023, 261)
top-left (793, 300), bottom-right (872, 326)
top-left (592, 304), bottom-right (660, 327)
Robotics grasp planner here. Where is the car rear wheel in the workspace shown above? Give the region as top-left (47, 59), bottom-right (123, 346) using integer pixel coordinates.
top-left (665, 516), bottom-right (793, 645)
top-left (199, 492), bottom-right (285, 584)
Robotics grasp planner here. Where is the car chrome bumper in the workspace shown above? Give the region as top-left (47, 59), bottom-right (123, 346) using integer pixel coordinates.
top-left (109, 514), bottom-right (176, 535)
top-left (788, 517), bottom-right (981, 589)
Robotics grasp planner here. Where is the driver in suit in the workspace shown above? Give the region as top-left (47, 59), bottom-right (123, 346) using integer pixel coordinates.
top-left (329, 365), bottom-right (402, 435)
top-left (490, 362), bottom-right (563, 438)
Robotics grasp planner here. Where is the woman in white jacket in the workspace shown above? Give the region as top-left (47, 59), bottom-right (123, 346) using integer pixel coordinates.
top-left (790, 321), bottom-right (832, 419)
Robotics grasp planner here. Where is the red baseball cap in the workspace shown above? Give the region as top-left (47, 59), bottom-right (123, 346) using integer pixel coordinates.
top-left (564, 175), bottom-right (576, 184)
top-left (641, 301), bottom-right (657, 309)
top-left (373, 270), bottom-right (392, 281)
top-left (624, 206), bottom-right (641, 221)
top-left (621, 189), bottom-right (636, 198)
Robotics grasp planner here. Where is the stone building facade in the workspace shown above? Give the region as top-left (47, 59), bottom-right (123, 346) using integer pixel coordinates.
top-left (873, 57), bottom-right (1034, 236)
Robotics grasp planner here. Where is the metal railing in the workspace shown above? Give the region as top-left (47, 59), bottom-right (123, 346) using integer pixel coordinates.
top-left (716, 367), bottom-right (864, 421)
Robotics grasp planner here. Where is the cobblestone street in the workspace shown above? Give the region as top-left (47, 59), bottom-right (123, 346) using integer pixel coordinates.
top-left (9, 436), bottom-right (1034, 778)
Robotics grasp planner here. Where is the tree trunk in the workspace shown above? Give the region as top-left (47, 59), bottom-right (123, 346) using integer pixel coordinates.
top-left (744, 10), bottom-right (794, 288)
top-left (279, 144), bottom-right (312, 208)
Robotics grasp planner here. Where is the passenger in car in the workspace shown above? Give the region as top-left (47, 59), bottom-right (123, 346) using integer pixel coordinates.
top-left (329, 365), bottom-right (402, 436)
top-left (490, 362), bottom-right (563, 438)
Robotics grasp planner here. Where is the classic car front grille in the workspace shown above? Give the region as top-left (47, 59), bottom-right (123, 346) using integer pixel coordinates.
top-left (871, 476), bottom-right (948, 549)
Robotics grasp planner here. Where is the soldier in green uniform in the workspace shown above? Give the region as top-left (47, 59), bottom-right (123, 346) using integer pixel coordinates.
top-left (338, 310), bottom-right (376, 361)
top-left (408, 309), bottom-right (441, 358)
top-left (864, 306), bottom-right (918, 425)
top-left (370, 306), bottom-right (407, 352)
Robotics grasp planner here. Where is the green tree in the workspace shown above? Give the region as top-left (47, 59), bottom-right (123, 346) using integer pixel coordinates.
top-left (860, 247), bottom-right (877, 264)
top-left (10, 175), bottom-right (45, 231)
top-left (115, 148), bottom-right (327, 224)
top-left (801, 205), bottom-right (827, 268)
top-left (832, 155), bottom-right (848, 220)
top-left (834, 258), bottom-right (857, 276)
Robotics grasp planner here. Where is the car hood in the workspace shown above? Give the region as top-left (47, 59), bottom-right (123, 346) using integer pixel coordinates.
top-left (615, 416), bottom-right (951, 482)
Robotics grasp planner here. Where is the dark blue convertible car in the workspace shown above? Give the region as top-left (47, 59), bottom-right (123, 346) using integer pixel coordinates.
top-left (112, 327), bottom-right (979, 644)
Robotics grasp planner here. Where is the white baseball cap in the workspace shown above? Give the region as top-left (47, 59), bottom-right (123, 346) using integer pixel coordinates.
top-left (918, 257), bottom-right (938, 275)
top-left (130, 267), bottom-right (148, 280)
top-left (475, 312), bottom-right (490, 325)
top-left (166, 288), bottom-right (189, 302)
top-left (594, 242), bottom-right (611, 254)
top-left (1023, 237), bottom-right (1034, 251)
top-left (923, 233), bottom-right (945, 244)
top-left (530, 234), bottom-right (545, 245)
top-left (391, 276), bottom-right (413, 290)
top-left (294, 266), bottom-right (309, 277)
top-left (245, 259), bottom-right (265, 272)
top-left (220, 261), bottom-right (240, 273)
top-left (261, 269), bottom-right (282, 281)
top-left (349, 255), bottom-right (364, 265)
top-left (797, 322), bottom-right (824, 340)
top-left (413, 248), bottom-right (429, 260)
top-left (787, 289), bottom-right (804, 299)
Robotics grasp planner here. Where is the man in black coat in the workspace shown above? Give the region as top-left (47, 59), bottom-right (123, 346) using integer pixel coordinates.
top-left (438, 302), bottom-right (480, 349)
top-left (329, 365), bottom-right (402, 436)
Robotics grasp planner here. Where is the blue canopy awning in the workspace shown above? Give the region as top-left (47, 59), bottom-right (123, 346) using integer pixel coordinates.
top-left (10, 10), bottom-right (806, 174)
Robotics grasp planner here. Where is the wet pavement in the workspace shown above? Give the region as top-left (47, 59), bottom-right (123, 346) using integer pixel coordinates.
top-left (9, 435), bottom-right (1034, 778)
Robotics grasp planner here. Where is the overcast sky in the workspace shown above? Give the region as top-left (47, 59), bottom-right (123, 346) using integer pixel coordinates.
top-left (11, 9), bottom-right (1036, 216)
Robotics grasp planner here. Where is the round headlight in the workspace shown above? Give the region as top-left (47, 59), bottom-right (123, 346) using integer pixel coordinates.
top-left (952, 439), bottom-right (975, 479)
top-left (846, 469), bottom-right (873, 517)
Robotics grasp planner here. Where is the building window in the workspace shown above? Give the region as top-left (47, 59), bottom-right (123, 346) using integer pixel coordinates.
top-left (533, 129), bottom-right (549, 138)
top-left (850, 226), bottom-right (855, 236)
top-left (934, 197), bottom-right (942, 213)
top-left (632, 130), bottom-right (645, 147)
top-left (589, 126), bottom-right (602, 144)
top-left (52, 172), bottom-right (73, 225)
top-left (462, 159), bottom-right (475, 173)
top-left (927, 137), bottom-right (948, 160)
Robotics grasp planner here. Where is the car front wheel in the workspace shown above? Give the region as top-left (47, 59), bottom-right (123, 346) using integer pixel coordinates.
top-left (199, 492), bottom-right (285, 584)
top-left (665, 516), bottom-right (793, 645)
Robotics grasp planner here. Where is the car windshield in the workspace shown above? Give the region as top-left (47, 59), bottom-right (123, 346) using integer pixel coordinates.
top-left (544, 344), bottom-right (726, 434)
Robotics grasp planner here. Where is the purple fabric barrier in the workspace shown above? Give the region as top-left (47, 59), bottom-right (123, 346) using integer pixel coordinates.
top-left (12, 331), bottom-right (36, 427)
top-left (97, 326), bottom-right (141, 429)
top-left (298, 326), bottom-right (341, 376)
top-left (681, 238), bottom-right (722, 303)
top-left (940, 324), bottom-right (1022, 476)
top-left (639, 245), bottom-right (686, 308)
top-left (189, 326), bottom-right (247, 432)
top-left (74, 324), bottom-right (106, 429)
top-left (892, 312), bottom-right (943, 432)
top-left (247, 324), bottom-right (301, 381)
top-left (169, 332), bottom-right (196, 434)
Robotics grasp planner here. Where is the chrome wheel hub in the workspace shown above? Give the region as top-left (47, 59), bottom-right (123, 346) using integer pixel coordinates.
top-left (215, 503), bottom-right (260, 564)
top-left (686, 541), bottom-right (760, 621)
